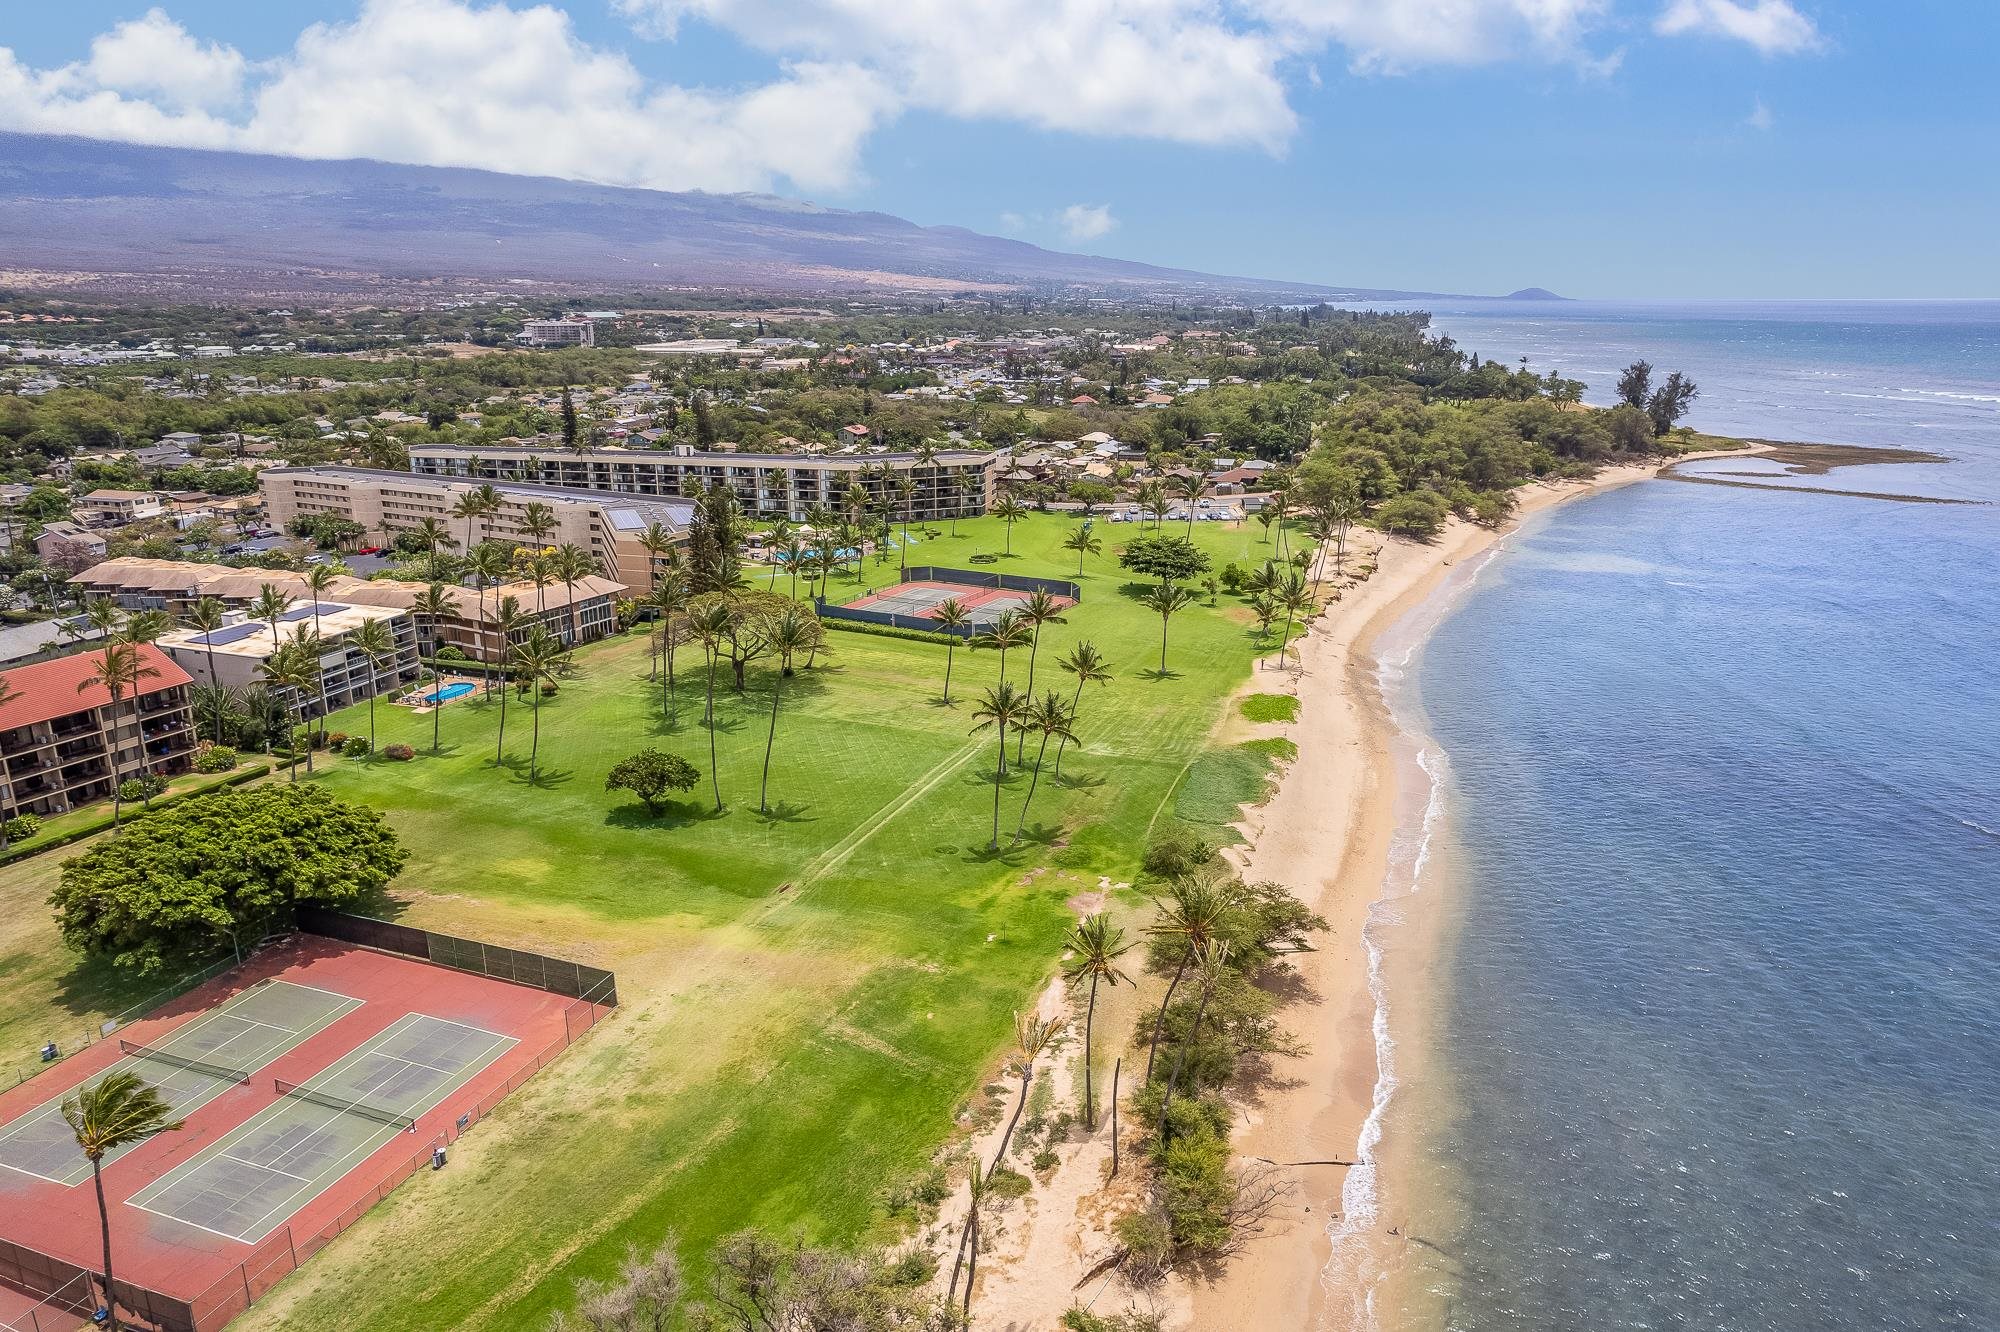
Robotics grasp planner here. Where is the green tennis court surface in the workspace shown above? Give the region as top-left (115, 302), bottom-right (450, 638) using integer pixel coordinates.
top-left (129, 1013), bottom-right (517, 1244)
top-left (0, 981), bottom-right (361, 1187)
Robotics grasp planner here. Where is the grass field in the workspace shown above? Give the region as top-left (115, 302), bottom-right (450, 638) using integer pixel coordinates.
top-left (2, 512), bottom-right (1302, 1329)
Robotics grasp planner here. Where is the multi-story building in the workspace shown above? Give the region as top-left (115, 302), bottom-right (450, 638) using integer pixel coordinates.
top-left (257, 467), bottom-right (688, 591)
top-left (155, 602), bottom-right (423, 719)
top-left (0, 645), bottom-right (197, 819)
top-left (406, 442), bottom-right (997, 523)
top-left (520, 318), bottom-right (595, 348)
top-left (75, 490), bottom-right (165, 526)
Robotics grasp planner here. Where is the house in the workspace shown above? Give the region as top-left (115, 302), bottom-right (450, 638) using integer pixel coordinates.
top-left (33, 522), bottom-right (107, 567)
top-left (75, 490), bottom-right (165, 526)
top-left (0, 645), bottom-right (197, 819)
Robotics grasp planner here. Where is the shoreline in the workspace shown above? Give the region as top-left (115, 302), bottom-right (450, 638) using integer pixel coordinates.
top-left (1188, 450), bottom-right (1755, 1332)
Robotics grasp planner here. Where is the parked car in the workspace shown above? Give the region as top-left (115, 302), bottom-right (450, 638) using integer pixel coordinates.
top-left (357, 545), bottom-right (384, 555)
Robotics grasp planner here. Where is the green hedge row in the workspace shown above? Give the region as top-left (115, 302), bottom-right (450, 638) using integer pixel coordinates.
top-left (0, 764), bottom-right (274, 867)
top-left (817, 617), bottom-right (958, 647)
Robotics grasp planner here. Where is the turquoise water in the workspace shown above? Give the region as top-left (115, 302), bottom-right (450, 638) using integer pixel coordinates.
top-left (423, 682), bottom-right (476, 705)
top-left (1373, 303), bottom-right (2000, 1329)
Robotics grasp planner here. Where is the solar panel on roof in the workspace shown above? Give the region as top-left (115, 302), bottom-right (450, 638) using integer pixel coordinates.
top-left (607, 508), bottom-right (645, 530)
top-left (202, 622), bottom-right (266, 646)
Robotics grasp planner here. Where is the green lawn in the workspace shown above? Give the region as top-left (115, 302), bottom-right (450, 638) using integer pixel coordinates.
top-left (4, 513), bottom-right (1302, 1329)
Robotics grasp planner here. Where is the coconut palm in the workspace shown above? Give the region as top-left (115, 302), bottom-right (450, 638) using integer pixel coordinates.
top-left (969, 681), bottom-right (1027, 848)
top-left (1175, 471), bottom-right (1208, 536)
top-left (1012, 690), bottom-right (1075, 844)
top-left (757, 607), bottom-right (824, 814)
top-left (301, 563), bottom-right (342, 743)
top-left (1051, 640), bottom-right (1110, 780)
top-left (68, 597), bottom-right (123, 645)
top-left (992, 1010), bottom-right (1060, 1172)
top-left (650, 571), bottom-right (690, 724)
top-left (1143, 877), bottom-right (1236, 1080)
top-left (509, 626), bottom-right (568, 784)
top-left (551, 544), bottom-right (597, 643)
top-left (946, 1156), bottom-right (987, 1320)
top-left (412, 583), bottom-right (461, 752)
top-left (411, 516), bottom-right (457, 578)
top-left (1270, 570), bottom-right (1312, 671)
top-left (449, 490), bottom-right (488, 559)
top-left (1143, 582), bottom-right (1196, 675)
top-left (1063, 913), bottom-right (1131, 1129)
top-left (778, 534), bottom-right (809, 601)
top-left (249, 582), bottom-right (293, 647)
top-left (63, 1071), bottom-right (183, 1331)
top-left (1158, 940), bottom-right (1232, 1145)
top-left (182, 596), bottom-right (229, 742)
top-left (258, 632), bottom-right (321, 780)
top-left (79, 638), bottom-right (159, 827)
top-left (688, 600), bottom-right (735, 811)
top-left (932, 598), bottom-right (971, 704)
top-left (1062, 525), bottom-right (1101, 576)
top-left (490, 596), bottom-right (527, 764)
top-left (121, 610), bottom-right (173, 644)
top-left (953, 471), bottom-right (976, 536)
top-left (1014, 589), bottom-right (1069, 761)
top-left (993, 496), bottom-right (1029, 556)
top-left (468, 543), bottom-right (511, 691)
top-left (637, 520), bottom-right (678, 590)
top-left (517, 501), bottom-right (558, 555)
top-left (808, 548), bottom-right (840, 601)
top-left (523, 549), bottom-right (555, 621)
top-left (349, 616), bottom-right (396, 753)
top-left (970, 607), bottom-right (1032, 687)
top-left (1135, 479), bottom-right (1167, 532)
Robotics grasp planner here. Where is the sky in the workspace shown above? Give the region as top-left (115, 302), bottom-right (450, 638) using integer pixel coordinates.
top-left (1, 1), bottom-right (1994, 299)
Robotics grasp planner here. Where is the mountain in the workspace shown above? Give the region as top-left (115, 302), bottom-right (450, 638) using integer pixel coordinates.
top-left (0, 133), bottom-right (1448, 304)
top-left (1503, 287), bottom-right (1569, 301)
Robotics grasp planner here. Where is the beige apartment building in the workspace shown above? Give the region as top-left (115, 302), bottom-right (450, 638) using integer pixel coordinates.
top-left (0, 645), bottom-right (197, 819)
top-left (155, 601), bottom-right (424, 720)
top-left (258, 466), bottom-right (689, 592)
top-left (406, 443), bottom-right (997, 523)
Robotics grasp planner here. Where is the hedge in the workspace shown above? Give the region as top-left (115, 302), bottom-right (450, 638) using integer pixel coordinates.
top-left (817, 617), bottom-right (958, 647)
top-left (0, 764), bottom-right (274, 867)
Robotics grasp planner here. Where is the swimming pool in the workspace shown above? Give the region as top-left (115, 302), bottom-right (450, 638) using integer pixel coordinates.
top-left (422, 682), bottom-right (477, 705)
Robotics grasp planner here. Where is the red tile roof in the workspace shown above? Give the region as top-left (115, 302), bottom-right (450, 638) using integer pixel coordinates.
top-left (0, 644), bottom-right (193, 732)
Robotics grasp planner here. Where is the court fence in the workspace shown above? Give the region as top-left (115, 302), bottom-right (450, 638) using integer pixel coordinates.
top-left (294, 908), bottom-right (619, 1009)
top-left (813, 601), bottom-right (974, 639)
top-left (900, 565), bottom-right (1083, 602)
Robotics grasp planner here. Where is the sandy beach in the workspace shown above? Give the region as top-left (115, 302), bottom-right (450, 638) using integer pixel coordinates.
top-left (1185, 457), bottom-right (1716, 1332)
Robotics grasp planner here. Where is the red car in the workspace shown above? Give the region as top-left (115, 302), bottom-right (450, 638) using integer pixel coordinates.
top-left (357, 546), bottom-right (384, 555)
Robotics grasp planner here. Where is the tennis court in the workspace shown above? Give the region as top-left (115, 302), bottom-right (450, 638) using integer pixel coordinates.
top-left (844, 580), bottom-right (1071, 628)
top-left (129, 1014), bottom-right (516, 1244)
top-left (0, 981), bottom-right (360, 1187)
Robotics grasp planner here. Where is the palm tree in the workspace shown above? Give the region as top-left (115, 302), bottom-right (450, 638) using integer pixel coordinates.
top-left (468, 543), bottom-right (511, 691)
top-left (1143, 877), bottom-right (1235, 1080)
top-left (953, 472), bottom-right (977, 536)
top-left (970, 608), bottom-right (1032, 687)
top-left (969, 681), bottom-right (1027, 849)
top-left (517, 501), bottom-right (558, 555)
top-left (523, 549), bottom-right (555, 622)
top-left (992, 1010), bottom-right (1060, 1171)
top-left (509, 626), bottom-right (568, 784)
top-left (1013, 690), bottom-right (1075, 844)
top-left (449, 491), bottom-right (488, 560)
top-left (490, 596), bottom-right (527, 764)
top-left (1052, 640), bottom-right (1110, 780)
top-left (1135, 479), bottom-right (1167, 532)
top-left (302, 563), bottom-right (342, 744)
top-left (757, 607), bottom-right (823, 814)
top-left (69, 596), bottom-right (123, 645)
top-left (1143, 583), bottom-right (1196, 675)
top-left (808, 548), bottom-right (840, 601)
top-left (121, 610), bottom-right (172, 644)
top-left (993, 497), bottom-right (1029, 556)
top-left (63, 1072), bottom-right (183, 1331)
top-left (349, 617), bottom-right (395, 754)
top-left (650, 572), bottom-right (690, 724)
top-left (778, 534), bottom-right (809, 601)
top-left (1014, 589), bottom-right (1068, 762)
top-left (182, 597), bottom-right (228, 742)
top-left (946, 1156), bottom-right (987, 1321)
top-left (1270, 570), bottom-right (1312, 672)
top-left (551, 543), bottom-right (597, 643)
top-left (0, 676), bottom-right (17, 847)
top-left (637, 520), bottom-right (678, 591)
top-left (412, 583), bottom-right (461, 753)
top-left (79, 639), bottom-right (159, 828)
top-left (411, 516), bottom-right (457, 578)
top-left (249, 582), bottom-right (293, 647)
top-left (1175, 471), bottom-right (1208, 536)
top-left (932, 598), bottom-right (970, 704)
top-left (1158, 940), bottom-right (1232, 1145)
top-left (1063, 914), bottom-right (1131, 1130)
top-left (258, 633), bottom-right (321, 780)
top-left (689, 601), bottom-right (735, 812)
top-left (1062, 525), bottom-right (1101, 576)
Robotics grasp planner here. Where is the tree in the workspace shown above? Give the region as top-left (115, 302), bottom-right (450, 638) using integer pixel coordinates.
top-left (605, 749), bottom-right (701, 815)
top-left (411, 517), bottom-right (457, 577)
top-left (1143, 583), bottom-right (1196, 676)
top-left (1135, 479), bottom-right (1168, 531)
top-left (349, 617), bottom-right (396, 754)
top-left (63, 1072), bottom-right (183, 1330)
top-left (688, 601), bottom-right (734, 812)
top-left (1052, 640), bottom-right (1110, 779)
top-left (468, 543), bottom-right (511, 691)
top-left (1118, 534), bottom-right (1211, 589)
top-left (182, 597), bottom-right (228, 742)
top-left (1157, 940), bottom-right (1231, 1144)
top-left (258, 631), bottom-right (322, 780)
top-left (491, 596), bottom-right (527, 764)
top-left (249, 582), bottom-right (293, 649)
top-left (1647, 371), bottom-right (1700, 436)
top-left (559, 385), bottom-right (579, 448)
top-left (80, 639), bottom-right (159, 829)
top-left (551, 544), bottom-right (597, 643)
top-left (1015, 589), bottom-right (1069, 761)
top-left (51, 785), bottom-right (409, 973)
top-left (993, 496), bottom-right (1029, 556)
top-left (1174, 472), bottom-right (1208, 537)
top-left (969, 682), bottom-right (1027, 848)
top-left (757, 606), bottom-right (825, 814)
top-left (509, 627), bottom-right (569, 785)
top-left (1013, 690), bottom-right (1076, 843)
top-left (1063, 525), bottom-right (1102, 576)
top-left (413, 583), bottom-right (462, 753)
top-left (992, 1010), bottom-right (1060, 1172)
top-left (302, 563), bottom-right (342, 744)
top-left (1143, 878), bottom-right (1234, 1080)
top-left (648, 571), bottom-right (690, 724)
top-left (970, 608), bottom-right (1032, 687)
top-left (1616, 359), bottom-right (1654, 410)
top-left (931, 598), bottom-right (970, 704)
top-left (1063, 913), bottom-right (1131, 1130)
top-left (1375, 491), bottom-right (1450, 538)
top-left (1268, 570), bottom-right (1311, 671)
top-left (517, 501), bottom-right (558, 558)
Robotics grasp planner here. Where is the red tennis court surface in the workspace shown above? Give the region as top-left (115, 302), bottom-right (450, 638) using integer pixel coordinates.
top-left (0, 935), bottom-right (608, 1332)
top-left (844, 580), bottom-right (1074, 625)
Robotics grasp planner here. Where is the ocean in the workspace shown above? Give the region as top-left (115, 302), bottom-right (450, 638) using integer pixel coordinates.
top-left (1356, 301), bottom-right (2000, 1330)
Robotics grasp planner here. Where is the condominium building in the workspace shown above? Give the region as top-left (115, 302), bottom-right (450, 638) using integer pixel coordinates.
top-left (406, 442), bottom-right (997, 523)
top-left (257, 466), bottom-right (688, 591)
top-left (520, 318), bottom-right (595, 348)
top-left (155, 602), bottom-right (423, 720)
top-left (0, 645), bottom-right (196, 819)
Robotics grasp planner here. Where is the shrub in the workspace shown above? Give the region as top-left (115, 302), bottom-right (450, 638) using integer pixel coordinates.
top-left (1112, 1208), bottom-right (1175, 1284)
top-left (343, 737), bottom-right (371, 757)
top-left (985, 1167), bottom-right (1031, 1202)
top-left (326, 732), bottom-right (348, 749)
top-left (1238, 693), bottom-right (1299, 724)
top-left (383, 743), bottom-right (415, 761)
top-left (3, 813), bottom-right (43, 841)
top-left (192, 744), bottom-right (239, 775)
top-left (434, 645), bottom-right (470, 663)
top-left (1033, 1147), bottom-right (1060, 1173)
top-left (1374, 490), bottom-right (1451, 538)
top-left (1143, 826), bottom-right (1214, 879)
top-left (606, 748), bottom-right (701, 814)
top-left (541, 681), bottom-right (559, 697)
top-left (118, 773), bottom-right (170, 807)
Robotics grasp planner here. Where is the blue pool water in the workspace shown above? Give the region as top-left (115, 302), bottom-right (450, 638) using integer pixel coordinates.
top-left (423, 682), bottom-right (476, 705)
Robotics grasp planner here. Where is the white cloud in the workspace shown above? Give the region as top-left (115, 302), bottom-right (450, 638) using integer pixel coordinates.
top-left (1059, 204), bottom-right (1118, 243)
top-left (1248, 0), bottom-right (1612, 73)
top-left (1656, 0), bottom-right (1824, 55)
top-left (1747, 95), bottom-right (1774, 129)
top-left (0, 0), bottom-right (893, 194)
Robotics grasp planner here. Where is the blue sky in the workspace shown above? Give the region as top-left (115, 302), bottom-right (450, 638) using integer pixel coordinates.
top-left (2, 1), bottom-right (1994, 298)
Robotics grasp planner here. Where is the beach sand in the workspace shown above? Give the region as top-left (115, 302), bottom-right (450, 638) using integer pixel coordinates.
top-left (1185, 459), bottom-right (1696, 1332)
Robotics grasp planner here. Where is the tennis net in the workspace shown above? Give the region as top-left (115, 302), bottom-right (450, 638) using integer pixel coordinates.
top-left (119, 1040), bottom-right (253, 1085)
top-left (274, 1079), bottom-right (417, 1132)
